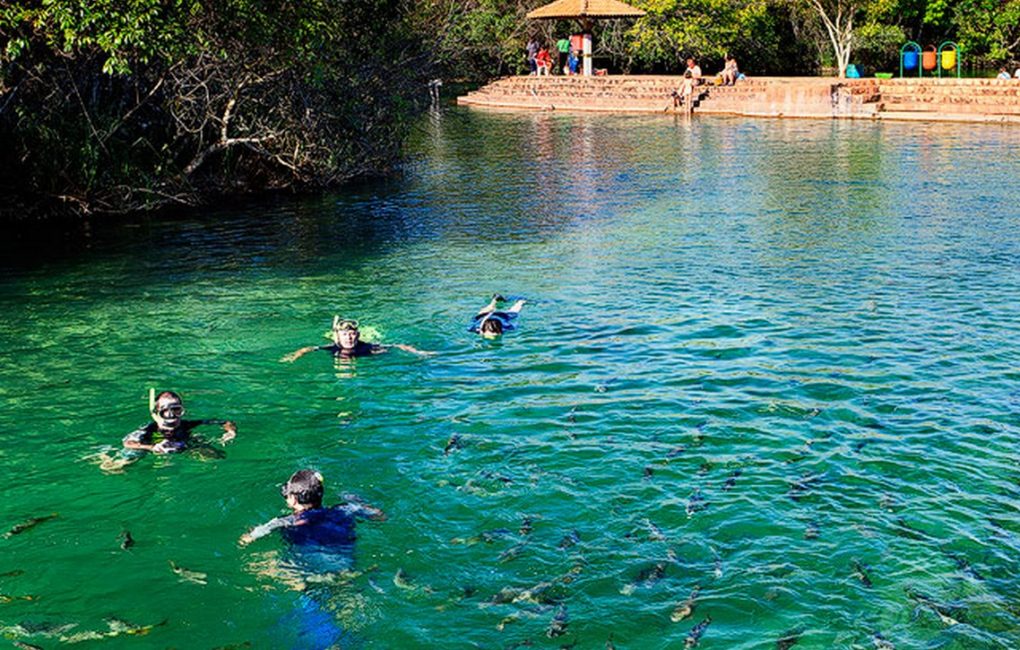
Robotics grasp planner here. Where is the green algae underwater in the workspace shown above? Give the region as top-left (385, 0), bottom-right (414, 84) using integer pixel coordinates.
top-left (2, 108), bottom-right (1020, 648)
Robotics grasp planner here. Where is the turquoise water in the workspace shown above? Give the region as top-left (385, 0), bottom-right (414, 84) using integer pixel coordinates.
top-left (2, 109), bottom-right (1020, 649)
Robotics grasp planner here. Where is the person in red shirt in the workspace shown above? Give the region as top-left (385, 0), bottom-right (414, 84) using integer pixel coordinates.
top-left (536, 46), bottom-right (552, 76)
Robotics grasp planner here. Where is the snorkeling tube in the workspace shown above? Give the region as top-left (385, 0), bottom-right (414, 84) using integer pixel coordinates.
top-left (148, 388), bottom-right (156, 413)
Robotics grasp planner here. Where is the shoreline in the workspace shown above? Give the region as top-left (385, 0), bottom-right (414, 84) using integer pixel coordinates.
top-left (457, 76), bottom-right (1020, 124)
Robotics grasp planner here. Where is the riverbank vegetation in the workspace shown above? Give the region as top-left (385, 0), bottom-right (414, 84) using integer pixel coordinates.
top-left (0, 0), bottom-right (428, 220)
top-left (2, 0), bottom-right (1018, 220)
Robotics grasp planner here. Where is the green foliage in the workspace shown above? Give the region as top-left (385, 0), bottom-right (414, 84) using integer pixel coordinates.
top-left (0, 0), bottom-right (430, 219)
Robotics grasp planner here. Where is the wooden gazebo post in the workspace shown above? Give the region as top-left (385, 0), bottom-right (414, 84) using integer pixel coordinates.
top-left (526, 0), bottom-right (646, 77)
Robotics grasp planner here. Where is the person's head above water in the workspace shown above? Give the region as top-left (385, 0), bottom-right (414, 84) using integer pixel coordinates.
top-left (479, 317), bottom-right (504, 338)
top-left (331, 315), bottom-right (360, 350)
top-left (151, 391), bottom-right (185, 432)
top-left (281, 469), bottom-right (324, 511)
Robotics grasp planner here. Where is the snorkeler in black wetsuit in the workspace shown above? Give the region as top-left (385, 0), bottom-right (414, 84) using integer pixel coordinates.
top-left (470, 294), bottom-right (527, 338)
top-left (281, 316), bottom-right (431, 362)
top-left (122, 390), bottom-right (236, 454)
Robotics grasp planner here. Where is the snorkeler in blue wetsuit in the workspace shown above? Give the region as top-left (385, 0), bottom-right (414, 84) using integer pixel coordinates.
top-left (240, 470), bottom-right (385, 647)
top-left (469, 294), bottom-right (527, 338)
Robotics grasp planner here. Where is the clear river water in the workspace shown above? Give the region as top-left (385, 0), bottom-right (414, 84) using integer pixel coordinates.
top-left (2, 107), bottom-right (1020, 649)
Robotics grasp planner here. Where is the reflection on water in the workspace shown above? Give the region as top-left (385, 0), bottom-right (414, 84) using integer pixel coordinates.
top-left (2, 108), bottom-right (1020, 648)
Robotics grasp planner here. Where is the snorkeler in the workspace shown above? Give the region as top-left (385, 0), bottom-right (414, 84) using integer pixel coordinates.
top-left (281, 316), bottom-right (431, 362)
top-left (239, 469), bottom-right (385, 548)
top-left (470, 294), bottom-right (527, 338)
top-left (122, 390), bottom-right (236, 454)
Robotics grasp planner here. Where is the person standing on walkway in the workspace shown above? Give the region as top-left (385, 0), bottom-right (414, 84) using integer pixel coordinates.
top-left (556, 37), bottom-right (570, 74)
top-left (526, 37), bottom-right (539, 75)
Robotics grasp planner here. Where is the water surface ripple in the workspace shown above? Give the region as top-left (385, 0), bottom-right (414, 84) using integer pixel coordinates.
top-left (1, 110), bottom-right (1019, 648)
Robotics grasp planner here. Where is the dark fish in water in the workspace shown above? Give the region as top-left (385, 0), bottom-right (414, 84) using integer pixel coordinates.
top-left (499, 542), bottom-right (527, 563)
top-left (872, 632), bottom-right (895, 649)
top-left (723, 469), bottom-right (742, 491)
top-left (697, 462), bottom-right (713, 475)
top-left (852, 560), bottom-right (873, 588)
top-left (451, 528), bottom-right (513, 545)
top-left (643, 466), bottom-right (654, 480)
top-left (119, 530), bottom-right (134, 550)
top-left (621, 563), bottom-right (666, 595)
top-left (519, 517), bottom-right (533, 536)
top-left (3, 513), bottom-right (58, 539)
top-left (12, 642), bottom-right (43, 650)
top-left (777, 629), bottom-right (801, 648)
top-left (684, 615), bottom-right (711, 648)
top-left (947, 552), bottom-right (984, 581)
top-left (0, 569), bottom-right (25, 577)
top-left (686, 489), bottom-right (707, 517)
top-left (891, 518), bottom-right (928, 541)
top-left (666, 445), bottom-right (686, 459)
top-left (671, 585), bottom-right (700, 622)
top-left (906, 588), bottom-right (964, 626)
top-left (557, 530), bottom-right (580, 549)
top-left (444, 433), bottom-right (462, 455)
top-left (787, 474), bottom-right (822, 501)
top-left (546, 605), bottom-right (568, 638)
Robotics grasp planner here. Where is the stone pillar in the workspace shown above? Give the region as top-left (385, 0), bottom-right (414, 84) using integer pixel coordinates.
top-left (583, 32), bottom-right (592, 76)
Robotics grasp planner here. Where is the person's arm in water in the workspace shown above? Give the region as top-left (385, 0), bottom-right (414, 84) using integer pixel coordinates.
top-left (281, 345), bottom-right (322, 362)
top-left (191, 419), bottom-right (238, 444)
top-left (238, 514), bottom-right (296, 546)
top-left (122, 425), bottom-right (183, 454)
top-left (388, 343), bottom-right (434, 357)
top-left (341, 494), bottom-right (387, 521)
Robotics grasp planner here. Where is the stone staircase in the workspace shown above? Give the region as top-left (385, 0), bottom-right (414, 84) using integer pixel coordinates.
top-left (458, 75), bottom-right (1020, 122)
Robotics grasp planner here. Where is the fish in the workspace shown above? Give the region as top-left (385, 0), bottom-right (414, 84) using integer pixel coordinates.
top-left (872, 632), bottom-right (895, 649)
top-left (444, 433), bottom-right (462, 455)
top-left (620, 563), bottom-right (666, 595)
top-left (514, 581), bottom-right (557, 605)
top-left (670, 585), bottom-right (700, 622)
top-left (60, 618), bottom-right (166, 643)
top-left (0, 569), bottom-right (25, 577)
top-left (777, 629), bottom-right (801, 648)
top-left (451, 528), bottom-right (513, 545)
top-left (947, 552), bottom-right (984, 581)
top-left (519, 517), bottom-right (533, 536)
top-left (0, 594), bottom-right (36, 603)
top-left (12, 642), bottom-right (43, 650)
top-left (3, 513), bottom-right (58, 539)
top-left (557, 530), bottom-right (581, 549)
top-left (852, 560), bottom-right (873, 588)
top-left (666, 445), bottom-right (686, 459)
top-left (169, 561), bottom-right (207, 585)
top-left (787, 474), bottom-right (822, 501)
top-left (723, 469), bottom-right (742, 491)
top-left (697, 462), bottom-right (713, 475)
top-left (499, 542), bottom-right (527, 563)
top-left (891, 518), bottom-right (928, 541)
top-left (686, 489), bottom-right (707, 517)
top-left (684, 615), bottom-right (712, 648)
top-left (646, 519), bottom-right (666, 542)
top-left (643, 466), bottom-right (655, 480)
top-left (546, 605), bottom-right (568, 637)
top-left (906, 588), bottom-right (963, 626)
top-left (119, 530), bottom-right (134, 550)
top-left (393, 568), bottom-right (417, 590)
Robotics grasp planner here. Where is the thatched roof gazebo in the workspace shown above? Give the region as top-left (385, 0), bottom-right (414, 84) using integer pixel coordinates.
top-left (526, 0), bottom-right (646, 76)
